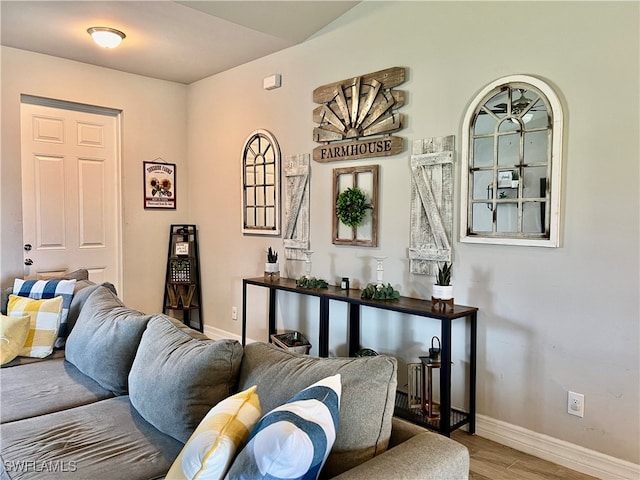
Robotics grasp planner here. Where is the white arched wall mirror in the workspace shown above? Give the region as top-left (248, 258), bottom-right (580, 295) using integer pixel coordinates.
top-left (460, 75), bottom-right (564, 247)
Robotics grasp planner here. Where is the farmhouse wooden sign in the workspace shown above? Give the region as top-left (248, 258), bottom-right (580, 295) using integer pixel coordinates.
top-left (312, 67), bottom-right (406, 162)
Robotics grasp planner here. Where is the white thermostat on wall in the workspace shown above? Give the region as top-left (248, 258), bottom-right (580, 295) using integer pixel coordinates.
top-left (263, 74), bottom-right (281, 90)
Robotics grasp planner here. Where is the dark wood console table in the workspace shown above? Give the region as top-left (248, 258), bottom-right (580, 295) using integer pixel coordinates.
top-left (241, 276), bottom-right (478, 436)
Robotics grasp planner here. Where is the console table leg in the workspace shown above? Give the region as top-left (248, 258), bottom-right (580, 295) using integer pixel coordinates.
top-left (469, 311), bottom-right (477, 434)
top-left (242, 280), bottom-right (247, 346)
top-left (268, 288), bottom-right (277, 338)
top-left (348, 304), bottom-right (360, 357)
top-left (319, 297), bottom-right (329, 357)
top-left (440, 319), bottom-right (452, 436)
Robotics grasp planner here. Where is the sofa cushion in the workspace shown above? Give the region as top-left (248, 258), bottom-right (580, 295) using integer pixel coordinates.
top-left (167, 385), bottom-right (262, 480)
top-left (1, 286), bottom-right (11, 316)
top-left (128, 314), bottom-right (244, 443)
top-left (65, 286), bottom-right (151, 395)
top-left (0, 357), bottom-right (114, 423)
top-left (62, 268), bottom-right (90, 280)
top-left (228, 374), bottom-right (341, 480)
top-left (237, 342), bottom-right (397, 478)
top-left (65, 280), bottom-right (117, 336)
top-left (0, 313), bottom-right (30, 365)
top-left (8, 294), bottom-right (63, 358)
top-left (0, 396), bottom-right (183, 480)
top-left (13, 278), bottom-right (76, 349)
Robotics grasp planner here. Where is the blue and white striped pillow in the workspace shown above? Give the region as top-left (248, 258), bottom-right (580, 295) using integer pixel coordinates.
top-left (13, 279), bottom-right (76, 349)
top-left (227, 374), bottom-right (341, 480)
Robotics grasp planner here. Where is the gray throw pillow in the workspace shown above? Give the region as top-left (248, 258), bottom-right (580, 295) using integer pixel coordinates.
top-left (237, 342), bottom-right (397, 478)
top-left (128, 314), bottom-right (244, 444)
top-left (65, 286), bottom-right (151, 395)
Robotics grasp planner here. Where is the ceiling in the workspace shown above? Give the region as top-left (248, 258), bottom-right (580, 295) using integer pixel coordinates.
top-left (0, 1), bottom-right (360, 84)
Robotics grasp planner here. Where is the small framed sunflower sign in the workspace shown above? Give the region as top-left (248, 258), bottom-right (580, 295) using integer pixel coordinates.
top-left (144, 160), bottom-right (176, 209)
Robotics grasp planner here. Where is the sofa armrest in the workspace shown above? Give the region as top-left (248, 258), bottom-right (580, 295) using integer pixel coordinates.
top-left (331, 427), bottom-right (469, 480)
top-left (388, 416), bottom-right (433, 446)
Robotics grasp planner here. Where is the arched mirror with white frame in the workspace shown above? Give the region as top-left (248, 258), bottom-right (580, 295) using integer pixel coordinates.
top-left (460, 75), bottom-right (564, 247)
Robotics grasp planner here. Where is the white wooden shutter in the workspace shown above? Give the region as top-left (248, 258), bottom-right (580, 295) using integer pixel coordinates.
top-left (283, 154), bottom-right (310, 260)
top-left (409, 136), bottom-right (454, 275)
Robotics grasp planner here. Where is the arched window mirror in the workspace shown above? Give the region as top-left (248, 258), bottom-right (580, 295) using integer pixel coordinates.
top-left (460, 75), bottom-right (564, 247)
top-left (241, 129), bottom-right (281, 235)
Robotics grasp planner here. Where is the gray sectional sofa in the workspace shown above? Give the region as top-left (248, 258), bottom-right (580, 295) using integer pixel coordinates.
top-left (0, 283), bottom-right (469, 479)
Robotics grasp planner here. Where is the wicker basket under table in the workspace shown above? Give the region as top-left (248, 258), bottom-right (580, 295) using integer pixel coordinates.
top-left (270, 331), bottom-right (312, 355)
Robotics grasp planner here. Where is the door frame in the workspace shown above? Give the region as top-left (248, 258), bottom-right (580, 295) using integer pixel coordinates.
top-left (20, 94), bottom-right (124, 293)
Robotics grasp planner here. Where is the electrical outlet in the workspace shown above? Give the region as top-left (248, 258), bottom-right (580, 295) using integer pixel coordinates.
top-left (231, 306), bottom-right (237, 321)
top-left (567, 391), bottom-right (584, 417)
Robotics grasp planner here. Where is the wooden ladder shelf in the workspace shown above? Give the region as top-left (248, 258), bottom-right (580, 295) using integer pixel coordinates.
top-left (162, 224), bottom-right (203, 332)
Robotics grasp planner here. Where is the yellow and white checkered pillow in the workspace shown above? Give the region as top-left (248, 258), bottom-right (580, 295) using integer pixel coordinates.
top-left (7, 295), bottom-right (63, 358)
top-left (166, 385), bottom-right (262, 480)
top-left (0, 313), bottom-right (30, 365)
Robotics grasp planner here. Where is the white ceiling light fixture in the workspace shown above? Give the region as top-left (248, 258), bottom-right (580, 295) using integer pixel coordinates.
top-left (87, 27), bottom-right (126, 48)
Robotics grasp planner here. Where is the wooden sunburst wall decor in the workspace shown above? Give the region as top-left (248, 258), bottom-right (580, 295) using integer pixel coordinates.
top-left (312, 67), bottom-right (406, 162)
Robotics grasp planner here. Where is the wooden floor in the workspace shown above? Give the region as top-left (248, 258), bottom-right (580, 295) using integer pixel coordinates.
top-left (451, 431), bottom-right (599, 480)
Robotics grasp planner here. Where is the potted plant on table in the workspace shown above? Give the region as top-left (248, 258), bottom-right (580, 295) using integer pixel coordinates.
top-left (264, 247), bottom-right (280, 281)
top-left (432, 262), bottom-right (453, 300)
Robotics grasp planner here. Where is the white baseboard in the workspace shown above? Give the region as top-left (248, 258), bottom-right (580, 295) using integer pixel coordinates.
top-left (203, 325), bottom-right (236, 341)
top-left (202, 326), bottom-right (639, 480)
top-left (476, 414), bottom-right (640, 480)
top-left (203, 325), bottom-right (259, 345)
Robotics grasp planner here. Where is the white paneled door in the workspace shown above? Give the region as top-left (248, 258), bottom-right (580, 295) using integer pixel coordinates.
top-left (20, 100), bottom-right (121, 291)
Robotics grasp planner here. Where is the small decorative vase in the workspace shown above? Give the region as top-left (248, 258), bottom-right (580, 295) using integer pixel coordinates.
top-left (432, 284), bottom-right (453, 300)
top-left (264, 262), bottom-right (280, 281)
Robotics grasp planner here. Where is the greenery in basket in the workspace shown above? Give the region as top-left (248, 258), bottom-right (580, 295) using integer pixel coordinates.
top-left (336, 187), bottom-right (369, 228)
top-left (436, 262), bottom-right (452, 286)
top-left (266, 247), bottom-right (278, 263)
top-left (361, 283), bottom-right (400, 300)
top-left (296, 276), bottom-right (328, 289)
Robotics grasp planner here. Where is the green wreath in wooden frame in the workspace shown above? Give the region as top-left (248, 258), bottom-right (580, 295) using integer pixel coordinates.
top-left (336, 187), bottom-right (369, 228)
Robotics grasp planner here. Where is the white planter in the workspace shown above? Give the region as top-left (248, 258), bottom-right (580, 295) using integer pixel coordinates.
top-left (264, 262), bottom-right (280, 281)
top-left (432, 284), bottom-right (453, 300)
top-left (265, 262), bottom-right (279, 273)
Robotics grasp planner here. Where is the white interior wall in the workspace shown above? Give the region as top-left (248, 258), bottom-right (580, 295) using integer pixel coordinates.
top-left (0, 46), bottom-right (188, 313)
top-left (187, 1), bottom-right (639, 464)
